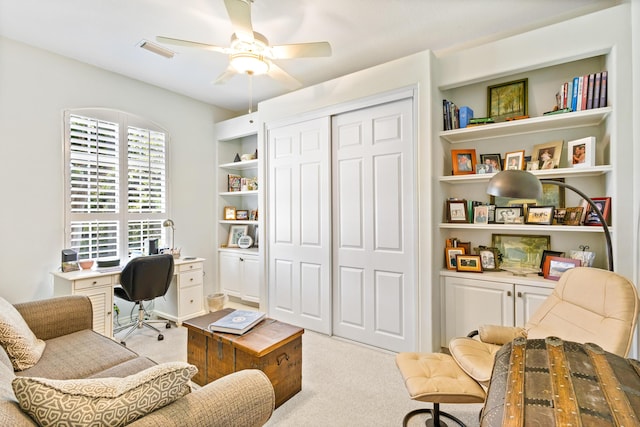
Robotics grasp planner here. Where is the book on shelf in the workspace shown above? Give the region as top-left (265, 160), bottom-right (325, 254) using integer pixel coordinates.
top-left (208, 309), bottom-right (266, 335)
top-left (557, 71), bottom-right (608, 113)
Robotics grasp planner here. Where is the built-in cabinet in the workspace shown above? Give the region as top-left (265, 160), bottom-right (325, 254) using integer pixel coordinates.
top-left (215, 113), bottom-right (262, 305)
top-left (154, 259), bottom-right (207, 325)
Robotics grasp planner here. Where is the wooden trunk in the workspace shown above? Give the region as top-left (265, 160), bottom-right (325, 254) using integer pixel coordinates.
top-left (481, 337), bottom-right (640, 427)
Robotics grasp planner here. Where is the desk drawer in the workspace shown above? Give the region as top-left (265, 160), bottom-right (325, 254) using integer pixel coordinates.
top-left (178, 262), bottom-right (202, 273)
top-left (180, 270), bottom-right (203, 288)
top-left (75, 275), bottom-right (112, 290)
top-left (179, 285), bottom-right (204, 317)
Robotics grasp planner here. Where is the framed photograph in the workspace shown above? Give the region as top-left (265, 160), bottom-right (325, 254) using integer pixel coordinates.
top-left (445, 247), bottom-right (465, 270)
top-left (487, 78), bottom-right (528, 122)
top-left (473, 205), bottom-right (489, 224)
top-left (227, 174), bottom-right (242, 192)
top-left (553, 208), bottom-right (566, 224)
top-left (568, 136), bottom-right (595, 168)
top-left (543, 256), bottom-right (581, 281)
top-left (446, 200), bottom-right (468, 223)
top-left (504, 150), bottom-right (525, 170)
top-left (456, 255), bottom-right (483, 273)
top-left (526, 206), bottom-right (555, 225)
top-left (457, 241), bottom-right (472, 255)
top-left (532, 141), bottom-right (563, 170)
top-left (526, 161), bottom-right (539, 171)
top-left (583, 197), bottom-right (611, 226)
top-left (235, 209), bottom-right (249, 220)
top-left (494, 206), bottom-right (523, 224)
top-left (227, 225), bottom-right (249, 248)
top-left (224, 206), bottom-right (237, 220)
top-left (491, 233), bottom-right (551, 270)
top-left (475, 246), bottom-right (501, 271)
top-left (479, 154), bottom-right (502, 173)
top-left (451, 149), bottom-right (477, 175)
top-left (475, 163), bottom-right (491, 174)
top-left (538, 250), bottom-right (565, 276)
top-left (563, 207), bottom-right (584, 225)
top-left (249, 209), bottom-right (258, 221)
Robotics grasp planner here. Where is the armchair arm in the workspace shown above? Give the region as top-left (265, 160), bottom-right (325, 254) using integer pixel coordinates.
top-left (129, 369), bottom-right (275, 427)
top-left (478, 324), bottom-right (527, 345)
top-left (14, 296), bottom-right (93, 341)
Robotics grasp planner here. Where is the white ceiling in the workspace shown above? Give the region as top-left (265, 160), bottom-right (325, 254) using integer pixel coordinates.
top-left (0, 0), bottom-right (621, 112)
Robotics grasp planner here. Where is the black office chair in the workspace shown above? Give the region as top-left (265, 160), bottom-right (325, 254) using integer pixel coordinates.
top-left (113, 254), bottom-right (174, 345)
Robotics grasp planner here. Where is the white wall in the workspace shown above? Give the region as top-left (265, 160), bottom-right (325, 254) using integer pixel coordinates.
top-left (0, 37), bottom-right (232, 303)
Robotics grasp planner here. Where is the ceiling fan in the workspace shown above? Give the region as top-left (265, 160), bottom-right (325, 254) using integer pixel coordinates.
top-left (156, 0), bottom-right (332, 89)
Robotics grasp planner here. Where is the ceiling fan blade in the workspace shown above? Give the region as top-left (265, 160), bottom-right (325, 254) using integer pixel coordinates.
top-left (271, 42), bottom-right (332, 59)
top-left (267, 62), bottom-right (302, 90)
top-left (224, 0), bottom-right (254, 42)
top-left (213, 66), bottom-right (238, 85)
top-left (156, 36), bottom-right (228, 54)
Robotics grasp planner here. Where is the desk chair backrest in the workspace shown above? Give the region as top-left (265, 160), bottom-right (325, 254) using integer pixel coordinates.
top-left (119, 254), bottom-right (175, 303)
top-left (526, 267), bottom-right (639, 357)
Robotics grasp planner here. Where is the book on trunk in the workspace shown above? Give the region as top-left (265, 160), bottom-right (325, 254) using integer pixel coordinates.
top-left (208, 310), bottom-right (266, 335)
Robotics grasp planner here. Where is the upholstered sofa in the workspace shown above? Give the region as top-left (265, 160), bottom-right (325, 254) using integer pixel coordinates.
top-left (0, 295), bottom-right (275, 426)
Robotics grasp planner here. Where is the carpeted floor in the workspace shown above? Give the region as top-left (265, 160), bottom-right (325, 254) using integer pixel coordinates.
top-left (118, 319), bottom-right (482, 427)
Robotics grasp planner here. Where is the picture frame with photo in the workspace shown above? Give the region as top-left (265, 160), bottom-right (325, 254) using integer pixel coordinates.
top-left (532, 140), bottom-right (563, 170)
top-left (543, 256), bottom-right (581, 281)
top-left (504, 150), bottom-right (525, 170)
top-left (525, 206), bottom-right (555, 225)
top-left (494, 206), bottom-right (523, 224)
top-left (479, 154), bottom-right (502, 173)
top-left (475, 246), bottom-right (501, 271)
top-left (563, 207), bottom-right (584, 225)
top-left (473, 205), bottom-right (489, 224)
top-left (235, 209), bottom-right (249, 220)
top-left (567, 136), bottom-right (595, 168)
top-left (491, 233), bottom-right (551, 270)
top-left (446, 200), bottom-right (469, 223)
top-left (456, 254), bottom-right (483, 273)
top-left (451, 149), bottom-right (477, 175)
top-left (445, 247), bottom-right (465, 270)
top-left (224, 206), bottom-right (237, 220)
top-left (583, 197), bottom-right (611, 226)
top-left (487, 78), bottom-right (528, 122)
top-left (538, 250), bottom-right (565, 276)
top-left (227, 225), bottom-right (249, 248)
top-left (249, 209), bottom-right (258, 221)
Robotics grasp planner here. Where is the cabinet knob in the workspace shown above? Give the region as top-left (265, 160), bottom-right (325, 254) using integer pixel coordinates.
top-left (190, 278), bottom-right (194, 282)
top-left (92, 281), bottom-right (97, 285)
top-left (507, 291), bottom-right (512, 297)
top-left (517, 292), bottom-right (523, 298)
top-left (190, 299), bottom-right (194, 303)
top-left (240, 257), bottom-right (244, 262)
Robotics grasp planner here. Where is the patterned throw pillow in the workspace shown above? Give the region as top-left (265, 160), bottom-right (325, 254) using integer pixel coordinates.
top-left (0, 297), bottom-right (46, 371)
top-left (12, 362), bottom-right (197, 427)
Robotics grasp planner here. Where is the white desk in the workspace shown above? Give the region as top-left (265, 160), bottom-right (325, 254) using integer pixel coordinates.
top-left (51, 257), bottom-right (206, 338)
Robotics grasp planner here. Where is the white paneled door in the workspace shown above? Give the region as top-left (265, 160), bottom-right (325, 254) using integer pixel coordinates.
top-left (268, 117), bottom-right (332, 334)
top-left (332, 98), bottom-right (416, 352)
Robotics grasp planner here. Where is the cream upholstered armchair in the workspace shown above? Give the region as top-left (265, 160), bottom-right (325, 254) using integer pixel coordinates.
top-left (449, 267), bottom-right (639, 388)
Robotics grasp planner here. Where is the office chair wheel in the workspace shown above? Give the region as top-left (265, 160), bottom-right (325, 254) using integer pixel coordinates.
top-left (158, 334), bottom-right (164, 341)
top-left (120, 341), bottom-right (127, 347)
top-left (165, 322), bottom-right (171, 329)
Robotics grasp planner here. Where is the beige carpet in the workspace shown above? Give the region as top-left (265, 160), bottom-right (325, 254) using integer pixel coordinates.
top-left (118, 321), bottom-right (482, 427)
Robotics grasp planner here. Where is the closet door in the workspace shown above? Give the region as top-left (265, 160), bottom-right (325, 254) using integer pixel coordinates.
top-left (267, 117), bottom-right (331, 333)
top-left (332, 98), bottom-right (416, 352)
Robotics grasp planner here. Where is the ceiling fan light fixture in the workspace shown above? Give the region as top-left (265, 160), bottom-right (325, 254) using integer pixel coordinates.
top-left (138, 39), bottom-right (175, 59)
top-left (230, 52), bottom-right (269, 75)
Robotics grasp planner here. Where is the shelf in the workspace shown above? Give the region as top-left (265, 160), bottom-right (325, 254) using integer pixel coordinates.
top-left (440, 107), bottom-right (612, 144)
top-left (219, 220), bottom-right (258, 225)
top-left (439, 223), bottom-right (610, 233)
top-left (439, 165), bottom-right (612, 183)
top-left (218, 247), bottom-right (259, 254)
top-left (219, 190), bottom-right (258, 196)
top-left (440, 269), bottom-right (557, 288)
top-left (219, 159), bottom-right (258, 170)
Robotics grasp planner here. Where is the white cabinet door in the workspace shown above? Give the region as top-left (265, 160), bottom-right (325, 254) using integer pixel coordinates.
top-left (515, 283), bottom-right (554, 327)
top-left (240, 254), bottom-right (260, 302)
top-left (219, 252), bottom-right (242, 296)
top-left (442, 276), bottom-right (514, 347)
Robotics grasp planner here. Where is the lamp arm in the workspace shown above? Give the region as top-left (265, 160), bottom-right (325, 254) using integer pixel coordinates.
top-left (540, 179), bottom-right (613, 271)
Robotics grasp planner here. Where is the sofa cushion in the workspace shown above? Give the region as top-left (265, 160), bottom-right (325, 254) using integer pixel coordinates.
top-left (0, 298), bottom-right (45, 371)
top-left (12, 361), bottom-right (197, 427)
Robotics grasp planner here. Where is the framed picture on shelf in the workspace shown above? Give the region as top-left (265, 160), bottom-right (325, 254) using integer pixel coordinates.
top-left (583, 197), bottom-right (611, 226)
top-left (451, 149), bottom-right (477, 175)
top-left (455, 255), bottom-right (483, 273)
top-left (249, 210), bottom-right (258, 221)
top-left (227, 174), bottom-right (242, 192)
top-left (543, 256), bottom-right (581, 281)
top-left (494, 206), bottom-right (522, 224)
top-left (227, 225), bottom-right (249, 248)
top-left (487, 78), bottom-right (528, 122)
top-left (567, 136), bottom-right (595, 168)
top-left (445, 247), bottom-right (465, 270)
top-left (475, 246), bottom-right (501, 271)
top-left (538, 250), bottom-right (565, 276)
top-left (525, 206), bottom-right (555, 225)
top-left (563, 207), bottom-right (584, 225)
top-left (491, 233), bottom-right (550, 270)
top-left (532, 140), bottom-right (563, 170)
top-left (504, 150), bottom-right (525, 170)
top-left (473, 205), bottom-right (489, 224)
top-left (235, 209), bottom-right (249, 220)
top-left (479, 154), bottom-right (502, 173)
top-left (224, 206), bottom-right (236, 220)
top-left (446, 200), bottom-right (468, 223)
top-left (553, 208), bottom-right (567, 224)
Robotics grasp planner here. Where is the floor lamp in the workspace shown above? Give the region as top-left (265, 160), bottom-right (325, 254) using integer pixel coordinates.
top-left (486, 170), bottom-right (613, 271)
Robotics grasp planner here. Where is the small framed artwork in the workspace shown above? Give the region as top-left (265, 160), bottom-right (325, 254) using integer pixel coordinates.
top-left (538, 250), bottom-right (565, 276)
top-left (445, 247), bottom-right (465, 270)
top-left (446, 200), bottom-right (469, 223)
top-left (526, 161), bottom-right (539, 171)
top-left (475, 246), bottom-right (501, 271)
top-left (563, 207), bottom-right (584, 225)
top-left (525, 206), bottom-right (555, 225)
top-left (457, 241), bottom-right (472, 255)
top-left (224, 206), bottom-right (237, 220)
top-left (504, 150), bottom-right (525, 170)
top-left (479, 154), bottom-right (502, 173)
top-left (227, 225), bottom-right (249, 248)
top-left (487, 78), bottom-right (528, 122)
top-left (543, 256), bottom-right (581, 281)
top-left (532, 141), bottom-right (563, 170)
top-left (456, 254), bottom-right (483, 273)
top-left (568, 136), bottom-right (595, 168)
top-left (491, 233), bottom-right (550, 270)
top-left (553, 208), bottom-right (567, 225)
top-left (584, 197), bottom-right (611, 226)
top-left (249, 210), bottom-right (258, 221)
top-left (235, 209), bottom-right (249, 220)
top-left (494, 206), bottom-right (523, 224)
top-left (227, 174), bottom-right (242, 192)
top-left (451, 149), bottom-right (477, 175)
top-left (475, 163), bottom-right (491, 174)
top-left (473, 205), bottom-right (489, 224)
